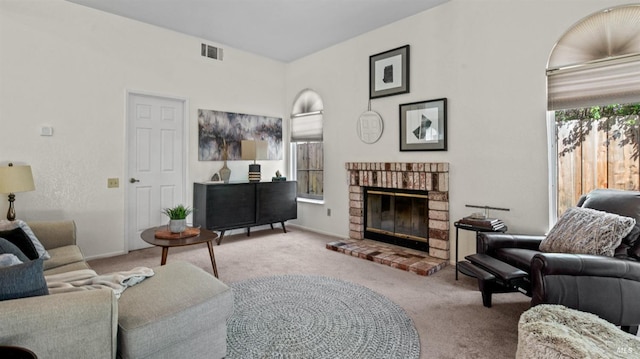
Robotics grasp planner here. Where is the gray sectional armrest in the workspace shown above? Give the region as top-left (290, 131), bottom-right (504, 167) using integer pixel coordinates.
top-left (27, 220), bottom-right (77, 250)
top-left (0, 289), bottom-right (118, 359)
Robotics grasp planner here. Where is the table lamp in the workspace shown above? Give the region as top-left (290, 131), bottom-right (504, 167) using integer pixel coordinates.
top-left (0, 163), bottom-right (35, 221)
top-left (241, 140), bottom-right (268, 182)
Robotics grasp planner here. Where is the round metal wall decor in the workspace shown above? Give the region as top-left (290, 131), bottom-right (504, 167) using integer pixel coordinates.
top-left (357, 110), bottom-right (384, 144)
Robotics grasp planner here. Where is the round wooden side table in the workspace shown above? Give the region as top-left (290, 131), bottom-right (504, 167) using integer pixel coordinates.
top-left (140, 226), bottom-right (219, 278)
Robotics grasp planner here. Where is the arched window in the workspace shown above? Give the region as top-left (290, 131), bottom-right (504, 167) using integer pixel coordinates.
top-left (547, 4), bottom-right (640, 216)
top-left (290, 89), bottom-right (324, 201)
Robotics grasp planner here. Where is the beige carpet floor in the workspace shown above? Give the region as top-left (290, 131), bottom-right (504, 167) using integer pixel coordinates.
top-left (89, 226), bottom-right (530, 359)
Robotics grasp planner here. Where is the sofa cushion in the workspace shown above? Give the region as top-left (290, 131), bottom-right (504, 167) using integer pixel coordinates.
top-left (43, 245), bottom-right (87, 272)
top-left (0, 237), bottom-right (30, 263)
top-left (541, 207), bottom-right (636, 257)
top-left (0, 220), bottom-right (50, 260)
top-left (0, 258), bottom-right (48, 301)
top-left (578, 189), bottom-right (640, 248)
top-left (0, 228), bottom-right (39, 260)
top-left (0, 253), bottom-right (24, 267)
top-left (44, 260), bottom-right (92, 276)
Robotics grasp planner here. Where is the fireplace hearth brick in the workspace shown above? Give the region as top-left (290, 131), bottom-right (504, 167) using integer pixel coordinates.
top-left (326, 239), bottom-right (447, 276)
top-left (344, 162), bottom-right (450, 262)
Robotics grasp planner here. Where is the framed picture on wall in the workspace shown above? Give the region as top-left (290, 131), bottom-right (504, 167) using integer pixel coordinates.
top-left (369, 45), bottom-right (410, 99)
top-left (399, 98), bottom-right (447, 151)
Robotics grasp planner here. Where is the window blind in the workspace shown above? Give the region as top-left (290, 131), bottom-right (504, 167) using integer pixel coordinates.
top-left (290, 112), bottom-right (323, 142)
top-left (547, 54), bottom-right (640, 110)
top-left (546, 5), bottom-right (640, 110)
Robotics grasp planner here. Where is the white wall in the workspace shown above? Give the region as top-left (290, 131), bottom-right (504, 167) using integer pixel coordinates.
top-left (0, 0), bottom-right (286, 258)
top-left (285, 0), bottom-right (632, 262)
top-left (1, 0), bottom-right (631, 262)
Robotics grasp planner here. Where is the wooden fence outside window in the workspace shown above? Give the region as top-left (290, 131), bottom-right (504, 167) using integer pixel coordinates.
top-left (557, 118), bottom-right (639, 215)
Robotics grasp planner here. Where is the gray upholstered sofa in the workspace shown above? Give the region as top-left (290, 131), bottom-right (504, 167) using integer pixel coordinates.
top-left (0, 220), bottom-right (233, 359)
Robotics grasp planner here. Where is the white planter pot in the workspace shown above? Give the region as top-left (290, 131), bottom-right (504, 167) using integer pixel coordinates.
top-left (169, 219), bottom-right (187, 233)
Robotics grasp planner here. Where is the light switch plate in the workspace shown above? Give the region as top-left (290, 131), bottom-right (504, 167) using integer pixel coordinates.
top-left (40, 126), bottom-right (53, 136)
top-left (107, 178), bottom-right (119, 188)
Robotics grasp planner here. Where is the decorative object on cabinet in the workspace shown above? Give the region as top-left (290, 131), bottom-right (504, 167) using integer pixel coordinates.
top-left (219, 139), bottom-right (231, 183)
top-left (0, 163), bottom-right (35, 221)
top-left (197, 109), bottom-right (282, 161)
top-left (272, 170), bottom-right (286, 182)
top-left (357, 101), bottom-right (384, 144)
top-left (193, 181), bottom-right (297, 245)
top-left (369, 45), bottom-right (410, 99)
top-left (241, 140), bottom-right (268, 182)
top-left (399, 98), bottom-right (447, 151)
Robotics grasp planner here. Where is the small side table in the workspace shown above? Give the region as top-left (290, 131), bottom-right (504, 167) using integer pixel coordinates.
top-left (0, 346), bottom-right (37, 359)
top-left (454, 221), bottom-right (507, 280)
top-left (141, 227), bottom-right (219, 278)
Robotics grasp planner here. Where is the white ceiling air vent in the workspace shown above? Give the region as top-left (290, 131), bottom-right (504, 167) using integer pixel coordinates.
top-left (201, 44), bottom-right (223, 61)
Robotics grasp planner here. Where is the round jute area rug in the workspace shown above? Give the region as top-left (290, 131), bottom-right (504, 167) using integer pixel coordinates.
top-left (226, 274), bottom-right (420, 359)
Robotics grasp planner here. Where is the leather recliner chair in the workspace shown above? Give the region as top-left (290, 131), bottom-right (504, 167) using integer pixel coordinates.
top-left (459, 189), bottom-right (640, 334)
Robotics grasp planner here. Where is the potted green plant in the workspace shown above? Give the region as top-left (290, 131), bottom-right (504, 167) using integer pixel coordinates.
top-left (162, 205), bottom-right (193, 233)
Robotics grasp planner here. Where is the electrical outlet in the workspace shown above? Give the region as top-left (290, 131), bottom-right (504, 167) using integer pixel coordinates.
top-left (107, 178), bottom-right (119, 188)
top-left (327, 208), bottom-right (331, 216)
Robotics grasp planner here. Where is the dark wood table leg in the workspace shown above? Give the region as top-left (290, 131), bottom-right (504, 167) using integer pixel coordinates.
top-left (216, 230), bottom-right (225, 245)
top-left (281, 221), bottom-right (287, 233)
top-left (455, 226), bottom-right (459, 280)
top-left (206, 241), bottom-right (219, 278)
top-left (160, 246), bottom-right (169, 265)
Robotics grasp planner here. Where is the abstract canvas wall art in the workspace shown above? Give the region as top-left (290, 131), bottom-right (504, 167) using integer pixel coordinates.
top-left (198, 109), bottom-right (283, 161)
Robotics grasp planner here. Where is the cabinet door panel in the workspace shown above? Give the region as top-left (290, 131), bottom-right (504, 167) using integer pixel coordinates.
top-left (208, 183), bottom-right (256, 228)
top-left (194, 183), bottom-right (256, 230)
top-left (256, 182), bottom-right (297, 224)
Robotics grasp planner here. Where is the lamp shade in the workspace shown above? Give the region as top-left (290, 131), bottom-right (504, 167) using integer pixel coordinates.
top-left (0, 164), bottom-right (35, 194)
top-left (241, 140), bottom-right (268, 161)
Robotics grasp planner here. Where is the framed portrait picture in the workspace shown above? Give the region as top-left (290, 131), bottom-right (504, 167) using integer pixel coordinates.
top-left (369, 45), bottom-right (410, 99)
top-left (399, 98), bottom-right (447, 151)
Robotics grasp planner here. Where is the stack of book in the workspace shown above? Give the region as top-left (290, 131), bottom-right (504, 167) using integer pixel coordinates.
top-left (457, 216), bottom-right (506, 231)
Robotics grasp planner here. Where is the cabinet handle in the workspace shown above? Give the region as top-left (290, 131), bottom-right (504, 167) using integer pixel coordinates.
top-left (129, 178), bottom-right (140, 183)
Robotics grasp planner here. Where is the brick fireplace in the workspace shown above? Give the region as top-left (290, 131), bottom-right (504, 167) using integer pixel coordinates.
top-left (345, 162), bottom-right (450, 260)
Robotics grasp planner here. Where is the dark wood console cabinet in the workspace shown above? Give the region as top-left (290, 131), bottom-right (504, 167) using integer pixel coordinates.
top-left (193, 181), bottom-right (297, 244)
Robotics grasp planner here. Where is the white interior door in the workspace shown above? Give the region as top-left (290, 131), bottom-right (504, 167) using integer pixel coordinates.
top-left (127, 93), bottom-right (186, 251)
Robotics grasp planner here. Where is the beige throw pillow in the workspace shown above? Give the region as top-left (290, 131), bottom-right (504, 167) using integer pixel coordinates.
top-left (540, 207), bottom-right (636, 256)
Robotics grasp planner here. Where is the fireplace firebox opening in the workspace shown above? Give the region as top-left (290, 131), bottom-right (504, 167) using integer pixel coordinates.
top-left (364, 187), bottom-right (429, 252)
top-left (346, 162), bottom-right (450, 261)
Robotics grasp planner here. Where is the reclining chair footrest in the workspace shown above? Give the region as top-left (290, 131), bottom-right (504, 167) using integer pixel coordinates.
top-left (465, 253), bottom-right (528, 282)
top-left (457, 261), bottom-right (496, 307)
top-left (458, 261), bottom-right (495, 281)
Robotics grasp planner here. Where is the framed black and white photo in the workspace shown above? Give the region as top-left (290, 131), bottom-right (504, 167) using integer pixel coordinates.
top-left (399, 98), bottom-right (447, 151)
top-left (369, 45), bottom-right (410, 99)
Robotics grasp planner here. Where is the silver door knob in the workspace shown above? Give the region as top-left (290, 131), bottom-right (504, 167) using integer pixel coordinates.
top-left (129, 178), bottom-right (140, 183)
